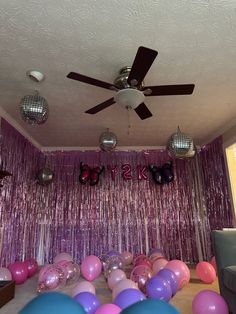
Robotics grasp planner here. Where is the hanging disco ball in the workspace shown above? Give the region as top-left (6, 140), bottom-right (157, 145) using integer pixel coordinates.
top-left (20, 93), bottom-right (49, 125)
top-left (36, 168), bottom-right (54, 186)
top-left (167, 127), bottom-right (196, 159)
top-left (99, 129), bottom-right (117, 152)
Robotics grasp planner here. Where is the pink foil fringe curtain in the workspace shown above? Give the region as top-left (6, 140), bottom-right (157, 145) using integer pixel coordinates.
top-left (0, 120), bottom-right (233, 266)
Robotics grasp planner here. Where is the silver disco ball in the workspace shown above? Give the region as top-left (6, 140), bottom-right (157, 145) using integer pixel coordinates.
top-left (36, 168), bottom-right (54, 186)
top-left (20, 94), bottom-right (49, 125)
top-left (167, 127), bottom-right (196, 159)
top-left (99, 130), bottom-right (117, 152)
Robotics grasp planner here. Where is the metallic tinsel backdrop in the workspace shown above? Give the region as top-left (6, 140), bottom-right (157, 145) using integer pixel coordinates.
top-left (0, 120), bottom-right (233, 266)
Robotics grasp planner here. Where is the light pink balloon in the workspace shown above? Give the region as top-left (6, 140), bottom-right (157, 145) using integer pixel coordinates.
top-left (72, 280), bottom-right (96, 297)
top-left (196, 261), bottom-right (216, 284)
top-left (165, 260), bottom-right (190, 290)
top-left (121, 251), bottom-right (133, 266)
top-left (24, 258), bottom-right (38, 277)
top-left (112, 279), bottom-right (138, 300)
top-left (0, 267), bottom-right (12, 280)
top-left (149, 252), bottom-right (165, 263)
top-left (53, 252), bottom-right (73, 263)
top-left (108, 269), bottom-right (126, 289)
top-left (152, 258), bottom-right (168, 275)
top-left (8, 262), bottom-right (28, 285)
top-left (81, 255), bottom-right (102, 281)
top-left (95, 304), bottom-right (121, 314)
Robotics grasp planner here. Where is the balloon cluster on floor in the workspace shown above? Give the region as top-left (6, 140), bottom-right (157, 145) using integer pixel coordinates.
top-left (0, 258), bottom-right (38, 284)
top-left (17, 250), bottom-right (229, 314)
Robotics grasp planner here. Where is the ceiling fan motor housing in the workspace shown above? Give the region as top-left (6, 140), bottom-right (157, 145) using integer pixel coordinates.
top-left (113, 67), bottom-right (144, 90)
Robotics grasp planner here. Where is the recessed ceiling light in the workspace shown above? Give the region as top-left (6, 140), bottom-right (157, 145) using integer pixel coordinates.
top-left (26, 70), bottom-right (45, 82)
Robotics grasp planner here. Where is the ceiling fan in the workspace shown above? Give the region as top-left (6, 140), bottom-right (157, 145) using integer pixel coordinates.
top-left (67, 46), bottom-right (195, 120)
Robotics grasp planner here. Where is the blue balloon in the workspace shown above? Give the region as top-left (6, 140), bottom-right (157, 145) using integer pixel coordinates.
top-left (158, 269), bottom-right (178, 296)
top-left (146, 276), bottom-right (172, 302)
top-left (114, 288), bottom-right (146, 309)
top-left (74, 292), bottom-right (100, 314)
top-left (120, 299), bottom-right (180, 314)
top-left (19, 292), bottom-right (86, 314)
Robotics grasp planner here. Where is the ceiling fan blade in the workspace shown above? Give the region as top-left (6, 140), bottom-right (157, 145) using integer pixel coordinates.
top-left (67, 72), bottom-right (116, 90)
top-left (85, 97), bottom-right (116, 114)
top-left (135, 103), bottom-right (153, 120)
top-left (127, 46), bottom-right (158, 86)
top-left (144, 84), bottom-right (195, 96)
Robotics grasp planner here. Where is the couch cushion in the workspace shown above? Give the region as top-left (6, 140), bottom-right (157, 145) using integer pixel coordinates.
top-left (223, 266), bottom-right (236, 292)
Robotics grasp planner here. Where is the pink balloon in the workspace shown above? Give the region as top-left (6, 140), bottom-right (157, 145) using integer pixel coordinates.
top-left (130, 265), bottom-right (153, 293)
top-left (53, 252), bottom-right (73, 263)
top-left (133, 254), bottom-right (146, 265)
top-left (135, 258), bottom-right (152, 269)
top-left (95, 304), bottom-right (121, 314)
top-left (72, 280), bottom-right (96, 297)
top-left (55, 260), bottom-right (80, 285)
top-left (108, 269), bottom-right (126, 289)
top-left (81, 255), bottom-right (102, 281)
top-left (0, 267), bottom-right (12, 280)
top-left (210, 256), bottom-right (217, 275)
top-left (112, 279), bottom-right (138, 300)
top-left (192, 290), bottom-right (228, 314)
top-left (165, 260), bottom-right (190, 290)
top-left (196, 262), bottom-right (216, 284)
top-left (37, 264), bottom-right (66, 292)
top-left (24, 258), bottom-right (38, 277)
top-left (8, 262), bottom-right (28, 285)
top-left (152, 258), bottom-right (168, 275)
top-left (121, 251), bottom-right (133, 266)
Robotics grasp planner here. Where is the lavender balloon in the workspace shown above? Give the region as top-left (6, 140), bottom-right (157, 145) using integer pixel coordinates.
top-left (158, 269), bottom-right (178, 296)
top-left (74, 292), bottom-right (100, 314)
top-left (114, 288), bottom-right (146, 309)
top-left (146, 276), bottom-right (172, 302)
top-left (192, 290), bottom-right (228, 314)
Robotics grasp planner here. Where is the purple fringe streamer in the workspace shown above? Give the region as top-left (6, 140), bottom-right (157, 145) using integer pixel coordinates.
top-left (0, 120), bottom-right (233, 266)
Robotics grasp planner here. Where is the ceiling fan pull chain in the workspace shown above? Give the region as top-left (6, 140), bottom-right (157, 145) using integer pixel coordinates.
top-left (127, 107), bottom-right (132, 135)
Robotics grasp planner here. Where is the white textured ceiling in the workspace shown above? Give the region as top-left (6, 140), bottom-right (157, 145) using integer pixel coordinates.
top-left (1, 0), bottom-right (236, 149)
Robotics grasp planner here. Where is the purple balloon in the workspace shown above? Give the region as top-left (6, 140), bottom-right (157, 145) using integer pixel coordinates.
top-left (146, 276), bottom-right (172, 302)
top-left (158, 269), bottom-right (178, 296)
top-left (107, 250), bottom-right (120, 257)
top-left (114, 288), bottom-right (146, 309)
top-left (74, 292), bottom-right (100, 314)
top-left (192, 290), bottom-right (228, 314)
top-left (148, 248), bottom-right (164, 257)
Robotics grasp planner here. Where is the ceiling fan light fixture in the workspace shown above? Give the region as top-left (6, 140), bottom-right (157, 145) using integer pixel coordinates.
top-left (114, 88), bottom-right (145, 109)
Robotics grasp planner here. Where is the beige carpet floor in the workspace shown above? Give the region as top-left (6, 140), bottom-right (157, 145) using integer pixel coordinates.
top-left (1, 268), bottom-right (219, 314)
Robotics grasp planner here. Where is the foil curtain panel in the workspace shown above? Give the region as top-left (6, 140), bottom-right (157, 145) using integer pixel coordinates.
top-left (0, 120), bottom-right (233, 266)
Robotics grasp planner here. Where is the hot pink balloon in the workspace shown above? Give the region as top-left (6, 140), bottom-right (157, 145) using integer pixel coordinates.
top-left (53, 252), bottom-right (73, 263)
top-left (165, 260), bottom-right (190, 290)
top-left (8, 262), bottom-right (28, 285)
top-left (152, 258), bottom-right (168, 275)
top-left (81, 255), bottom-right (102, 281)
top-left (72, 280), bottom-right (96, 297)
top-left (0, 267), bottom-right (12, 280)
top-left (108, 269), bottom-right (126, 289)
top-left (121, 251), bottom-right (133, 266)
top-left (95, 304), bottom-right (121, 314)
top-left (210, 256), bottom-right (217, 275)
top-left (24, 258), bottom-right (38, 277)
top-left (112, 279), bottom-right (138, 300)
top-left (196, 262), bottom-right (216, 284)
